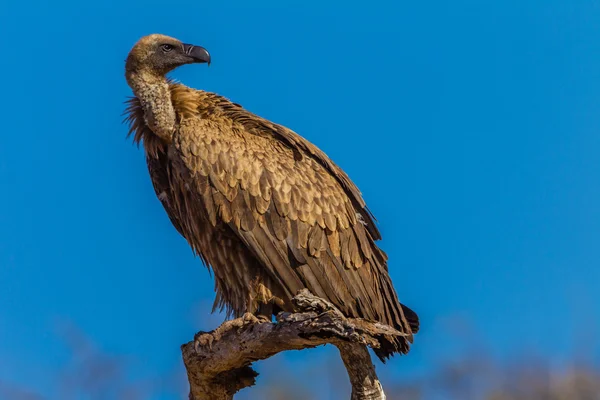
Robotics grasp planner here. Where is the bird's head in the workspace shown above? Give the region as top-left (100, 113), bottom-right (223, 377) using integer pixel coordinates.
top-left (125, 34), bottom-right (211, 78)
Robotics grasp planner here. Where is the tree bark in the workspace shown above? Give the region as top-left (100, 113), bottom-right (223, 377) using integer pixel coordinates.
top-left (181, 289), bottom-right (405, 399)
top-left (337, 343), bottom-right (386, 400)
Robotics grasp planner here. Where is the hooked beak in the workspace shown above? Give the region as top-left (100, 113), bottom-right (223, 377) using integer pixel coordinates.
top-left (182, 44), bottom-right (211, 65)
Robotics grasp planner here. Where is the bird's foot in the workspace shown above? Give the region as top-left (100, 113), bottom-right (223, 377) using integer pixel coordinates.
top-left (292, 289), bottom-right (336, 314)
top-left (194, 313), bottom-right (263, 354)
top-left (194, 331), bottom-right (214, 353)
top-left (255, 314), bottom-right (272, 323)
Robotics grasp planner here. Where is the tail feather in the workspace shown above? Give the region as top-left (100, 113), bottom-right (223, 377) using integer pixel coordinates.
top-left (372, 302), bottom-right (419, 362)
top-left (401, 303), bottom-right (420, 333)
top-left (369, 257), bottom-right (419, 361)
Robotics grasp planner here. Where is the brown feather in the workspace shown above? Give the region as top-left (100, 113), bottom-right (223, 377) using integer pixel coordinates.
top-left (308, 225), bottom-right (324, 257)
top-left (326, 229), bottom-right (341, 257)
top-left (353, 223), bottom-right (373, 260)
top-left (267, 209), bottom-right (289, 241)
top-left (296, 220), bottom-right (310, 249)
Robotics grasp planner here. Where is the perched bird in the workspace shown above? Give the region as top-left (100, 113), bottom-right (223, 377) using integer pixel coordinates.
top-left (124, 34), bottom-right (419, 359)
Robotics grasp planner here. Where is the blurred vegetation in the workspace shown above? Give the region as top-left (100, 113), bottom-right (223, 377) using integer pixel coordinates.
top-left (386, 356), bottom-right (600, 400)
top-left (239, 349), bottom-right (600, 400)
top-left (1, 320), bottom-right (599, 400)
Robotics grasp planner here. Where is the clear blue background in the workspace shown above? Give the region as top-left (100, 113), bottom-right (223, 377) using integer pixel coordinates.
top-left (1, 0), bottom-right (599, 398)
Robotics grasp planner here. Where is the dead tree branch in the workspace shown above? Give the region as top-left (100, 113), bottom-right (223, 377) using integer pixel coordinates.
top-left (181, 289), bottom-right (407, 400)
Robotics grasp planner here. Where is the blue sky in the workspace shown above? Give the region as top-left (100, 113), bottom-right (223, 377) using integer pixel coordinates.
top-left (1, 0), bottom-right (599, 398)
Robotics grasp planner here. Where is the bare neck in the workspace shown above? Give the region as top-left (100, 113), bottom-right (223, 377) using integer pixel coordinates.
top-left (126, 69), bottom-right (175, 143)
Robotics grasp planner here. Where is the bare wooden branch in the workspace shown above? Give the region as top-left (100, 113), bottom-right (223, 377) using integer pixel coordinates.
top-left (337, 343), bottom-right (386, 400)
top-left (181, 289), bottom-right (406, 399)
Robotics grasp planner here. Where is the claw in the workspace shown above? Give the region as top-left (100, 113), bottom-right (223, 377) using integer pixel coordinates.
top-left (242, 313), bottom-right (260, 325)
top-left (194, 332), bottom-right (214, 353)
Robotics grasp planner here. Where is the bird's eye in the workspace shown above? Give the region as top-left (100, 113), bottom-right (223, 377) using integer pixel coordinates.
top-left (161, 44), bottom-right (174, 52)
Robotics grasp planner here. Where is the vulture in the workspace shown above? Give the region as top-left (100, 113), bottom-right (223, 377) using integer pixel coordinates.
top-left (124, 34), bottom-right (419, 360)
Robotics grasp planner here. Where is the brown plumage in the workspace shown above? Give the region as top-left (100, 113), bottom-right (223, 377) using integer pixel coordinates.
top-left (124, 34), bottom-right (419, 360)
